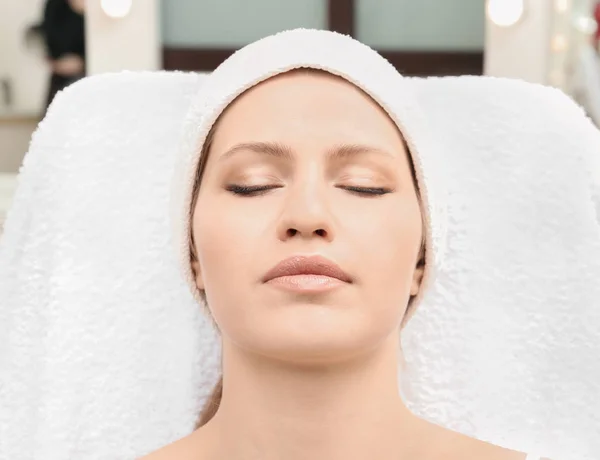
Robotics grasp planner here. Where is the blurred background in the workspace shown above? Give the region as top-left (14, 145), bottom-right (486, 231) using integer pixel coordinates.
top-left (1, 0), bottom-right (599, 230)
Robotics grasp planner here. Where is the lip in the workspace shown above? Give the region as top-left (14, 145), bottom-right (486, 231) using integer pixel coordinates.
top-left (262, 255), bottom-right (352, 293)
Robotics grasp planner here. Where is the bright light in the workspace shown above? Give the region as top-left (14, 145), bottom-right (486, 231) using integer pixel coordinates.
top-left (487, 0), bottom-right (525, 27)
top-left (574, 16), bottom-right (598, 35)
top-left (551, 34), bottom-right (568, 52)
top-left (100, 0), bottom-right (132, 19)
top-left (555, 0), bottom-right (569, 13)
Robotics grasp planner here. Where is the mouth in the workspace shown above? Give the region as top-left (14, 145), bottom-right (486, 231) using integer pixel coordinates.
top-left (262, 255), bottom-right (353, 293)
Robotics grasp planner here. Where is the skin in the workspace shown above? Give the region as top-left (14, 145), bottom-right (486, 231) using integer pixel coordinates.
top-left (47, 0), bottom-right (86, 77)
top-left (67, 0), bottom-right (85, 14)
top-left (142, 71), bottom-right (537, 460)
top-left (50, 54), bottom-right (84, 76)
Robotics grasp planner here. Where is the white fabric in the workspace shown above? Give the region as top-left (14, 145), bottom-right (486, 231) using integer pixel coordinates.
top-left (0, 29), bottom-right (599, 460)
top-left (402, 75), bottom-right (600, 459)
top-left (0, 71), bottom-right (220, 460)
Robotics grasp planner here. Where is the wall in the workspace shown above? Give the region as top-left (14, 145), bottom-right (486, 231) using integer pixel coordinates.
top-left (0, 119), bottom-right (36, 173)
top-left (355, 0), bottom-right (485, 50)
top-left (484, 0), bottom-right (597, 86)
top-left (0, 172), bottom-right (18, 233)
top-left (162, 0), bottom-right (327, 47)
top-left (484, 0), bottom-right (554, 84)
top-left (0, 0), bottom-right (47, 173)
top-left (86, 0), bottom-right (161, 74)
top-left (0, 0), bottom-right (48, 116)
top-left (161, 0), bottom-right (485, 50)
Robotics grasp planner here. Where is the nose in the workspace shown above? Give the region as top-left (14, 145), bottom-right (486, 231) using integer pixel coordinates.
top-left (276, 183), bottom-right (335, 242)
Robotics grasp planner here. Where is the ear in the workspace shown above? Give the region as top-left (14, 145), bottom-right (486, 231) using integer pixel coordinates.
top-left (410, 255), bottom-right (425, 297)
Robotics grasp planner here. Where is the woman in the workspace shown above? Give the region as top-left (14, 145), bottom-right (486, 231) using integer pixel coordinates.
top-left (142, 30), bottom-right (544, 460)
top-left (1, 29), bottom-right (598, 460)
top-left (27, 0), bottom-right (86, 112)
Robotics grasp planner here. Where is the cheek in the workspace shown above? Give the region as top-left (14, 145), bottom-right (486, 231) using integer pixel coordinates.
top-left (351, 196), bottom-right (422, 291)
top-left (191, 196), bottom-right (269, 308)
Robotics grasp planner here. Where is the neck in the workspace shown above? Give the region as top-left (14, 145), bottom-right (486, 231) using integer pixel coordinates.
top-left (204, 336), bottom-right (430, 460)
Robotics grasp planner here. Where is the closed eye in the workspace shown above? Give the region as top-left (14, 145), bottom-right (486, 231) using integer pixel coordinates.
top-left (225, 184), bottom-right (393, 197)
top-left (338, 186), bottom-right (393, 196)
top-left (225, 184), bottom-right (282, 197)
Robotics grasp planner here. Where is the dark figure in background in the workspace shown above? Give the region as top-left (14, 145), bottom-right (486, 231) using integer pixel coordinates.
top-left (27, 0), bottom-right (86, 113)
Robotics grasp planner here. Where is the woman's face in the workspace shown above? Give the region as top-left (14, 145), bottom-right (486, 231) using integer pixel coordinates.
top-left (192, 71), bottom-right (423, 364)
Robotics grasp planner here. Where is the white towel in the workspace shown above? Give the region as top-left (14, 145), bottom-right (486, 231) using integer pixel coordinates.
top-left (404, 75), bottom-right (600, 459)
top-left (0, 71), bottom-right (220, 460)
top-left (1, 31), bottom-right (599, 460)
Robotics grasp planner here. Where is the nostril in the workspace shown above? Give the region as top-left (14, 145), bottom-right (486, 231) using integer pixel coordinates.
top-left (285, 228), bottom-right (328, 238)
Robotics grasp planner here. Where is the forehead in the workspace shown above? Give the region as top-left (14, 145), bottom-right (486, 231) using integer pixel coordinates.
top-left (210, 70), bottom-right (402, 149)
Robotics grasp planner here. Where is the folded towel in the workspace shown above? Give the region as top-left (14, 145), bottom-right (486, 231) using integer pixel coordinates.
top-left (0, 71), bottom-right (220, 460)
top-left (404, 75), bottom-right (600, 460)
top-left (0, 35), bottom-right (599, 460)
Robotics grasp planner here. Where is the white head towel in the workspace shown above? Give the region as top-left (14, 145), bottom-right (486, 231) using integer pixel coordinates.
top-left (1, 29), bottom-right (599, 460)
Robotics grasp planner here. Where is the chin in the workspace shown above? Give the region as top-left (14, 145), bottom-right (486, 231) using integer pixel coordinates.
top-left (234, 306), bottom-right (397, 366)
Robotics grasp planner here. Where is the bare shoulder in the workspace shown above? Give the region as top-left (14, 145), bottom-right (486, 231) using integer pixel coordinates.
top-left (138, 430), bottom-right (205, 460)
top-left (430, 426), bottom-right (533, 460)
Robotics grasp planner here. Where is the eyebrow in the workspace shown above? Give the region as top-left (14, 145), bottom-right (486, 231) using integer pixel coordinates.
top-left (220, 142), bottom-right (294, 162)
top-left (219, 141), bottom-right (396, 162)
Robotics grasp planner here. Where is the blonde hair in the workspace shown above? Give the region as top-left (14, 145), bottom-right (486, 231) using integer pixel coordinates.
top-left (188, 77), bottom-right (425, 429)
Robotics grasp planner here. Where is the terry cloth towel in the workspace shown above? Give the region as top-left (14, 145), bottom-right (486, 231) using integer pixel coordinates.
top-left (1, 30), bottom-right (600, 460)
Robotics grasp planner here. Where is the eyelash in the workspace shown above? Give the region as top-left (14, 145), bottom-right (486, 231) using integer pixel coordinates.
top-left (341, 186), bottom-right (392, 196)
top-left (225, 184), bottom-right (392, 197)
top-left (225, 185), bottom-right (280, 196)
